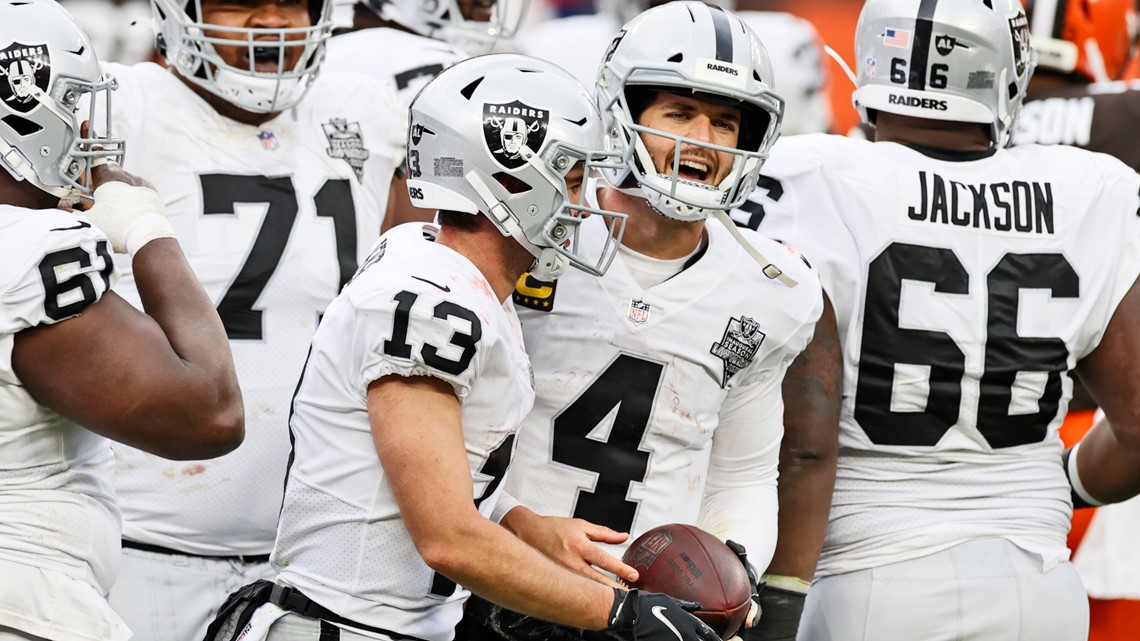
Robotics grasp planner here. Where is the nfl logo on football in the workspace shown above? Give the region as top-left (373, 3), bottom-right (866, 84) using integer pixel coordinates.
top-left (628, 299), bottom-right (651, 324)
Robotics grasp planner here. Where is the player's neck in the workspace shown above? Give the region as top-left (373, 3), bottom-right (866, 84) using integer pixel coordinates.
top-left (175, 71), bottom-right (282, 127)
top-left (436, 220), bottom-right (534, 303)
top-left (599, 187), bottom-right (706, 260)
top-left (874, 112), bottom-right (991, 152)
top-left (0, 175), bottom-right (61, 211)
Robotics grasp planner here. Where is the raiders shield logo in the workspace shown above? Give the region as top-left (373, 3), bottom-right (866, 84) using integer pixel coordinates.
top-left (322, 118), bottom-right (370, 183)
top-left (710, 315), bottom-right (766, 388)
top-left (1008, 13), bottom-right (1030, 78)
top-left (483, 100), bottom-right (549, 170)
top-left (935, 34), bottom-right (957, 56)
top-left (0, 42), bottom-right (50, 114)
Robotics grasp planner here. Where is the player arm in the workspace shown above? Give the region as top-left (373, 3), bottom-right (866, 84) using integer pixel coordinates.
top-left (13, 166), bottom-right (242, 459)
top-left (1071, 276), bottom-right (1140, 505)
top-left (497, 501), bottom-right (639, 588)
top-left (369, 375), bottom-right (709, 638)
top-left (12, 240), bottom-right (244, 460)
top-left (749, 292), bottom-right (840, 640)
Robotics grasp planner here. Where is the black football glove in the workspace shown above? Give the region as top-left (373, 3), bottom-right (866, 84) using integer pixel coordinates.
top-left (607, 588), bottom-right (721, 641)
top-left (748, 575), bottom-right (809, 641)
top-left (725, 540), bottom-right (762, 629)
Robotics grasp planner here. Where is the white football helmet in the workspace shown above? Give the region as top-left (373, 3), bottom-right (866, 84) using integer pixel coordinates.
top-left (596, 1), bottom-right (784, 223)
top-left (0, 0), bottom-right (123, 198)
top-left (152, 0), bottom-right (333, 114)
top-left (363, 0), bottom-right (527, 54)
top-left (595, 0), bottom-right (734, 26)
top-left (853, 0), bottom-right (1036, 148)
top-left (407, 53), bottom-right (627, 280)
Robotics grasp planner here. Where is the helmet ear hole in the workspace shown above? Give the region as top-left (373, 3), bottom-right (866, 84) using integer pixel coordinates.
top-left (493, 172), bottom-right (532, 194)
top-left (2, 114), bottom-right (43, 137)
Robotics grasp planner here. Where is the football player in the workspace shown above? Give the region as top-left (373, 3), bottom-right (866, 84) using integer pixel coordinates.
top-left (0, 1), bottom-right (243, 639)
top-left (205, 53), bottom-right (720, 641)
top-left (100, 0), bottom-right (405, 638)
top-left (1014, 0), bottom-right (1140, 169)
top-left (460, 4), bottom-right (838, 641)
top-left (746, 0), bottom-right (1140, 639)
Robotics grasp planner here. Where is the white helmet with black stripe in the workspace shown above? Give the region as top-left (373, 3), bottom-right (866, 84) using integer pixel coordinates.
top-left (595, 0), bottom-right (784, 223)
top-left (853, 0), bottom-right (1036, 148)
top-left (595, 0), bottom-right (734, 27)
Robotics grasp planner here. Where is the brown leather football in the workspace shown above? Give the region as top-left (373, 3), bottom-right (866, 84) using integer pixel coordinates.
top-left (622, 523), bottom-right (752, 639)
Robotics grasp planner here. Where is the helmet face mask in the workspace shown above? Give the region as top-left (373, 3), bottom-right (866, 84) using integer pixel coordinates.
top-left (152, 0), bottom-right (334, 114)
top-left (0, 0), bottom-right (124, 199)
top-left (1027, 0), bottom-right (1138, 82)
top-left (372, 0), bottom-right (527, 54)
top-left (852, 0), bottom-right (1036, 148)
top-left (407, 53), bottom-right (627, 280)
top-left (595, 1), bottom-right (784, 223)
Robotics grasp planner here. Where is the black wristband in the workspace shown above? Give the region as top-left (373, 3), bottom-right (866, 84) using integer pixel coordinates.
top-left (749, 584), bottom-right (806, 641)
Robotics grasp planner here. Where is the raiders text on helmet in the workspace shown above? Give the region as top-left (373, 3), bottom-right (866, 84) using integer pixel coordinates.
top-left (0, 0), bottom-right (123, 198)
top-left (151, 0), bottom-right (334, 113)
top-left (595, 0), bottom-right (784, 223)
top-left (407, 53), bottom-right (627, 280)
top-left (853, 0), bottom-right (1037, 148)
top-left (363, 0), bottom-right (527, 54)
top-left (1026, 0), bottom-right (1138, 82)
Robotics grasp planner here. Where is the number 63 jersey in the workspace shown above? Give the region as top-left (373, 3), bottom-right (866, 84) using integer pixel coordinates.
top-left (506, 215), bottom-right (822, 568)
top-left (103, 62), bottom-right (405, 555)
top-left (747, 134), bottom-right (1140, 578)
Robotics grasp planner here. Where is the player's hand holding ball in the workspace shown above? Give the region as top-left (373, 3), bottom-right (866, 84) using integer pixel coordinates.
top-left (621, 524), bottom-right (756, 639)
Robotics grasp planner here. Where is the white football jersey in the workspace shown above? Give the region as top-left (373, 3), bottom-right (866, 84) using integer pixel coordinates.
top-left (745, 134), bottom-right (1140, 577)
top-left (324, 27), bottom-right (467, 108)
top-left (737, 12), bottom-right (832, 136)
top-left (505, 213), bottom-right (822, 569)
top-left (0, 206), bottom-right (129, 641)
top-left (515, 13), bottom-right (621, 88)
top-left (104, 62), bottom-right (404, 555)
top-left (273, 223), bottom-right (534, 640)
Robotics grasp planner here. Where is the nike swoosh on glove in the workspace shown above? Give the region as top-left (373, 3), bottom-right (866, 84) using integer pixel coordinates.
top-left (606, 588), bottom-right (721, 641)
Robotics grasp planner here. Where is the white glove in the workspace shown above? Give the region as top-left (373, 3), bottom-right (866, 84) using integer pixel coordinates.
top-left (82, 181), bottom-right (174, 255)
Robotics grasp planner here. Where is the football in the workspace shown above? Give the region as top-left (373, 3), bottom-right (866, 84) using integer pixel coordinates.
top-left (622, 524), bottom-right (752, 639)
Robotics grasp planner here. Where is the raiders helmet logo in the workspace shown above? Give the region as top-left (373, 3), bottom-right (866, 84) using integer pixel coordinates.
top-left (0, 42), bottom-right (50, 114)
top-left (1008, 13), bottom-right (1030, 78)
top-left (483, 100), bottom-right (549, 170)
top-left (935, 34), bottom-right (957, 57)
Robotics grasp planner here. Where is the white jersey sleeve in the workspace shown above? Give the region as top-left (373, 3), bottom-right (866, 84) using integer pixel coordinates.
top-left (0, 205), bottom-right (128, 641)
top-left (273, 223), bottom-right (534, 641)
top-left (104, 61), bottom-right (401, 556)
top-left (746, 133), bottom-right (1140, 577)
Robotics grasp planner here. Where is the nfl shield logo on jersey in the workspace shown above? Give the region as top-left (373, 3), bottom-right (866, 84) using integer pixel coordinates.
top-left (0, 42), bottom-right (50, 114)
top-left (257, 130), bottom-right (279, 151)
top-left (628, 299), bottom-right (651, 324)
top-left (483, 100), bottom-right (549, 170)
top-left (322, 118), bottom-right (370, 182)
top-left (710, 316), bottom-right (766, 388)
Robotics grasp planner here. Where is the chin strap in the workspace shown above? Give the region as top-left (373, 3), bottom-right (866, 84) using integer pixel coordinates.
top-left (464, 169), bottom-right (566, 281)
top-left (711, 209), bottom-right (798, 287)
